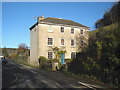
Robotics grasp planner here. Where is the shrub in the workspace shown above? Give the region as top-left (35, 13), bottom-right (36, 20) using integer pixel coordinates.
top-left (65, 58), bottom-right (73, 63)
top-left (38, 56), bottom-right (52, 70)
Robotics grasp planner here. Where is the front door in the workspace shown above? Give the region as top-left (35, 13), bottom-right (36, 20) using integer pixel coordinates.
top-left (61, 53), bottom-right (64, 64)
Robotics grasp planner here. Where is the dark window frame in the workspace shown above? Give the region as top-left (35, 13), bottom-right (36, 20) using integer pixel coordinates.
top-left (71, 39), bottom-right (75, 46)
top-left (48, 38), bottom-right (53, 45)
top-left (48, 52), bottom-right (53, 59)
top-left (61, 27), bottom-right (64, 33)
top-left (71, 52), bottom-right (76, 59)
top-left (80, 30), bottom-right (84, 34)
top-left (61, 38), bottom-right (65, 46)
top-left (71, 28), bottom-right (74, 34)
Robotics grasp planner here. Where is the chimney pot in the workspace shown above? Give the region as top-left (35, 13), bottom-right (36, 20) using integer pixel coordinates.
top-left (37, 15), bottom-right (44, 22)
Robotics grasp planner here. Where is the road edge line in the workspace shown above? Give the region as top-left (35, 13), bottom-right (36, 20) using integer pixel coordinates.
top-left (78, 82), bottom-right (96, 90)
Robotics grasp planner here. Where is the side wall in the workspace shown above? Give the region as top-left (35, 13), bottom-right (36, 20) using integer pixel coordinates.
top-left (30, 27), bottom-right (39, 66)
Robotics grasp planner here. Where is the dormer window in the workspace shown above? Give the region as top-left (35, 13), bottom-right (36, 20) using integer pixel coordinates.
top-left (61, 27), bottom-right (64, 33)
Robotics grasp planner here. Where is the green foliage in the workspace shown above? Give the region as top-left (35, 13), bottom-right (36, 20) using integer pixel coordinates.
top-left (95, 41), bottom-right (102, 59)
top-left (95, 1), bottom-right (120, 28)
top-left (96, 41), bottom-right (102, 50)
top-left (65, 58), bottom-right (73, 63)
top-left (68, 2), bottom-right (120, 86)
top-left (17, 43), bottom-right (29, 56)
top-left (9, 43), bottom-right (30, 66)
top-left (39, 56), bottom-right (48, 61)
top-left (50, 46), bottom-right (67, 70)
top-left (68, 23), bottom-right (120, 87)
top-left (2, 47), bottom-right (9, 57)
top-left (58, 50), bottom-right (66, 54)
top-left (38, 56), bottom-right (52, 70)
top-left (14, 56), bottom-right (29, 65)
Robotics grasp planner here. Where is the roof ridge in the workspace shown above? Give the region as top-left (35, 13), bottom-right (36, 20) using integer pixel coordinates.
top-left (46, 17), bottom-right (88, 27)
top-left (30, 17), bottom-right (90, 30)
top-left (47, 17), bottom-right (74, 22)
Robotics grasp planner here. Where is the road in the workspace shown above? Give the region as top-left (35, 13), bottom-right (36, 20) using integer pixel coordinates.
top-left (2, 59), bottom-right (107, 89)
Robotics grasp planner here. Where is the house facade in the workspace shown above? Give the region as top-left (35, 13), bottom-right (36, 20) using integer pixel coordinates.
top-left (30, 16), bottom-right (89, 66)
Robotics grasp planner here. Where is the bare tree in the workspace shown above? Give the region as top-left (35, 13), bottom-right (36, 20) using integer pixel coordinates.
top-left (17, 43), bottom-right (29, 55)
top-left (76, 30), bottom-right (89, 52)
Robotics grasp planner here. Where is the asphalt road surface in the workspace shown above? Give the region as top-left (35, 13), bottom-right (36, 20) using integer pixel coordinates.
top-left (2, 59), bottom-right (109, 89)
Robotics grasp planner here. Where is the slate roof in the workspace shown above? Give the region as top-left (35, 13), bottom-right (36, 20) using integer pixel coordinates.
top-left (30, 17), bottom-right (89, 30)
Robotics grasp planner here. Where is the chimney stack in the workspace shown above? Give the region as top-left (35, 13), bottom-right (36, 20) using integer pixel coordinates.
top-left (37, 15), bottom-right (44, 22)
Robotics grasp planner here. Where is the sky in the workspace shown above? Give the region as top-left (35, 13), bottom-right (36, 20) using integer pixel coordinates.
top-left (2, 2), bottom-right (114, 48)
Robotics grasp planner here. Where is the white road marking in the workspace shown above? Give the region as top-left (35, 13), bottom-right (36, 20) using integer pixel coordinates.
top-left (55, 82), bottom-right (60, 86)
top-left (78, 82), bottom-right (96, 90)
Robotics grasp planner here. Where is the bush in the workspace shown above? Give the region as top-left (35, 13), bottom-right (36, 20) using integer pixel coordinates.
top-left (65, 58), bottom-right (73, 63)
top-left (13, 55), bottom-right (28, 65)
top-left (68, 23), bottom-right (120, 87)
top-left (38, 56), bottom-right (52, 70)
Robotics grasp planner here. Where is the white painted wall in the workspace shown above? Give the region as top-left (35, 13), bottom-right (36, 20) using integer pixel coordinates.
top-left (30, 27), bottom-right (39, 66)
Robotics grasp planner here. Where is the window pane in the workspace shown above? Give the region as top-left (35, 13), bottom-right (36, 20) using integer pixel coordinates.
top-left (48, 52), bottom-right (53, 59)
top-left (61, 27), bottom-right (64, 32)
top-left (61, 39), bottom-right (64, 45)
top-left (71, 52), bottom-right (75, 59)
top-left (80, 30), bottom-right (83, 34)
top-left (48, 38), bottom-right (53, 45)
top-left (48, 26), bottom-right (53, 32)
top-left (71, 39), bottom-right (74, 46)
top-left (71, 29), bottom-right (74, 34)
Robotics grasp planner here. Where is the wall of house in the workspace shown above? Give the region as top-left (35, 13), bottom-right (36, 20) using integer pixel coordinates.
top-left (37, 23), bottom-right (88, 60)
top-left (30, 23), bottom-right (89, 66)
top-left (30, 26), bottom-right (39, 66)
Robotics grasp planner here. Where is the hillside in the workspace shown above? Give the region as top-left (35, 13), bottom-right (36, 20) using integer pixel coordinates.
top-left (95, 1), bottom-right (120, 28)
top-left (68, 22), bottom-right (120, 87)
top-left (0, 48), bottom-right (17, 55)
top-left (90, 22), bottom-right (119, 35)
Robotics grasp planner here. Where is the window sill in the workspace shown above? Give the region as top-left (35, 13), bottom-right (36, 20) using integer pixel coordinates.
top-left (71, 46), bottom-right (75, 48)
top-left (80, 34), bottom-right (84, 35)
top-left (48, 45), bottom-right (53, 46)
top-left (60, 45), bottom-right (66, 47)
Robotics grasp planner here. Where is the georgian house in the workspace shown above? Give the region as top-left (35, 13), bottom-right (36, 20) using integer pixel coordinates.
top-left (30, 16), bottom-right (90, 66)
